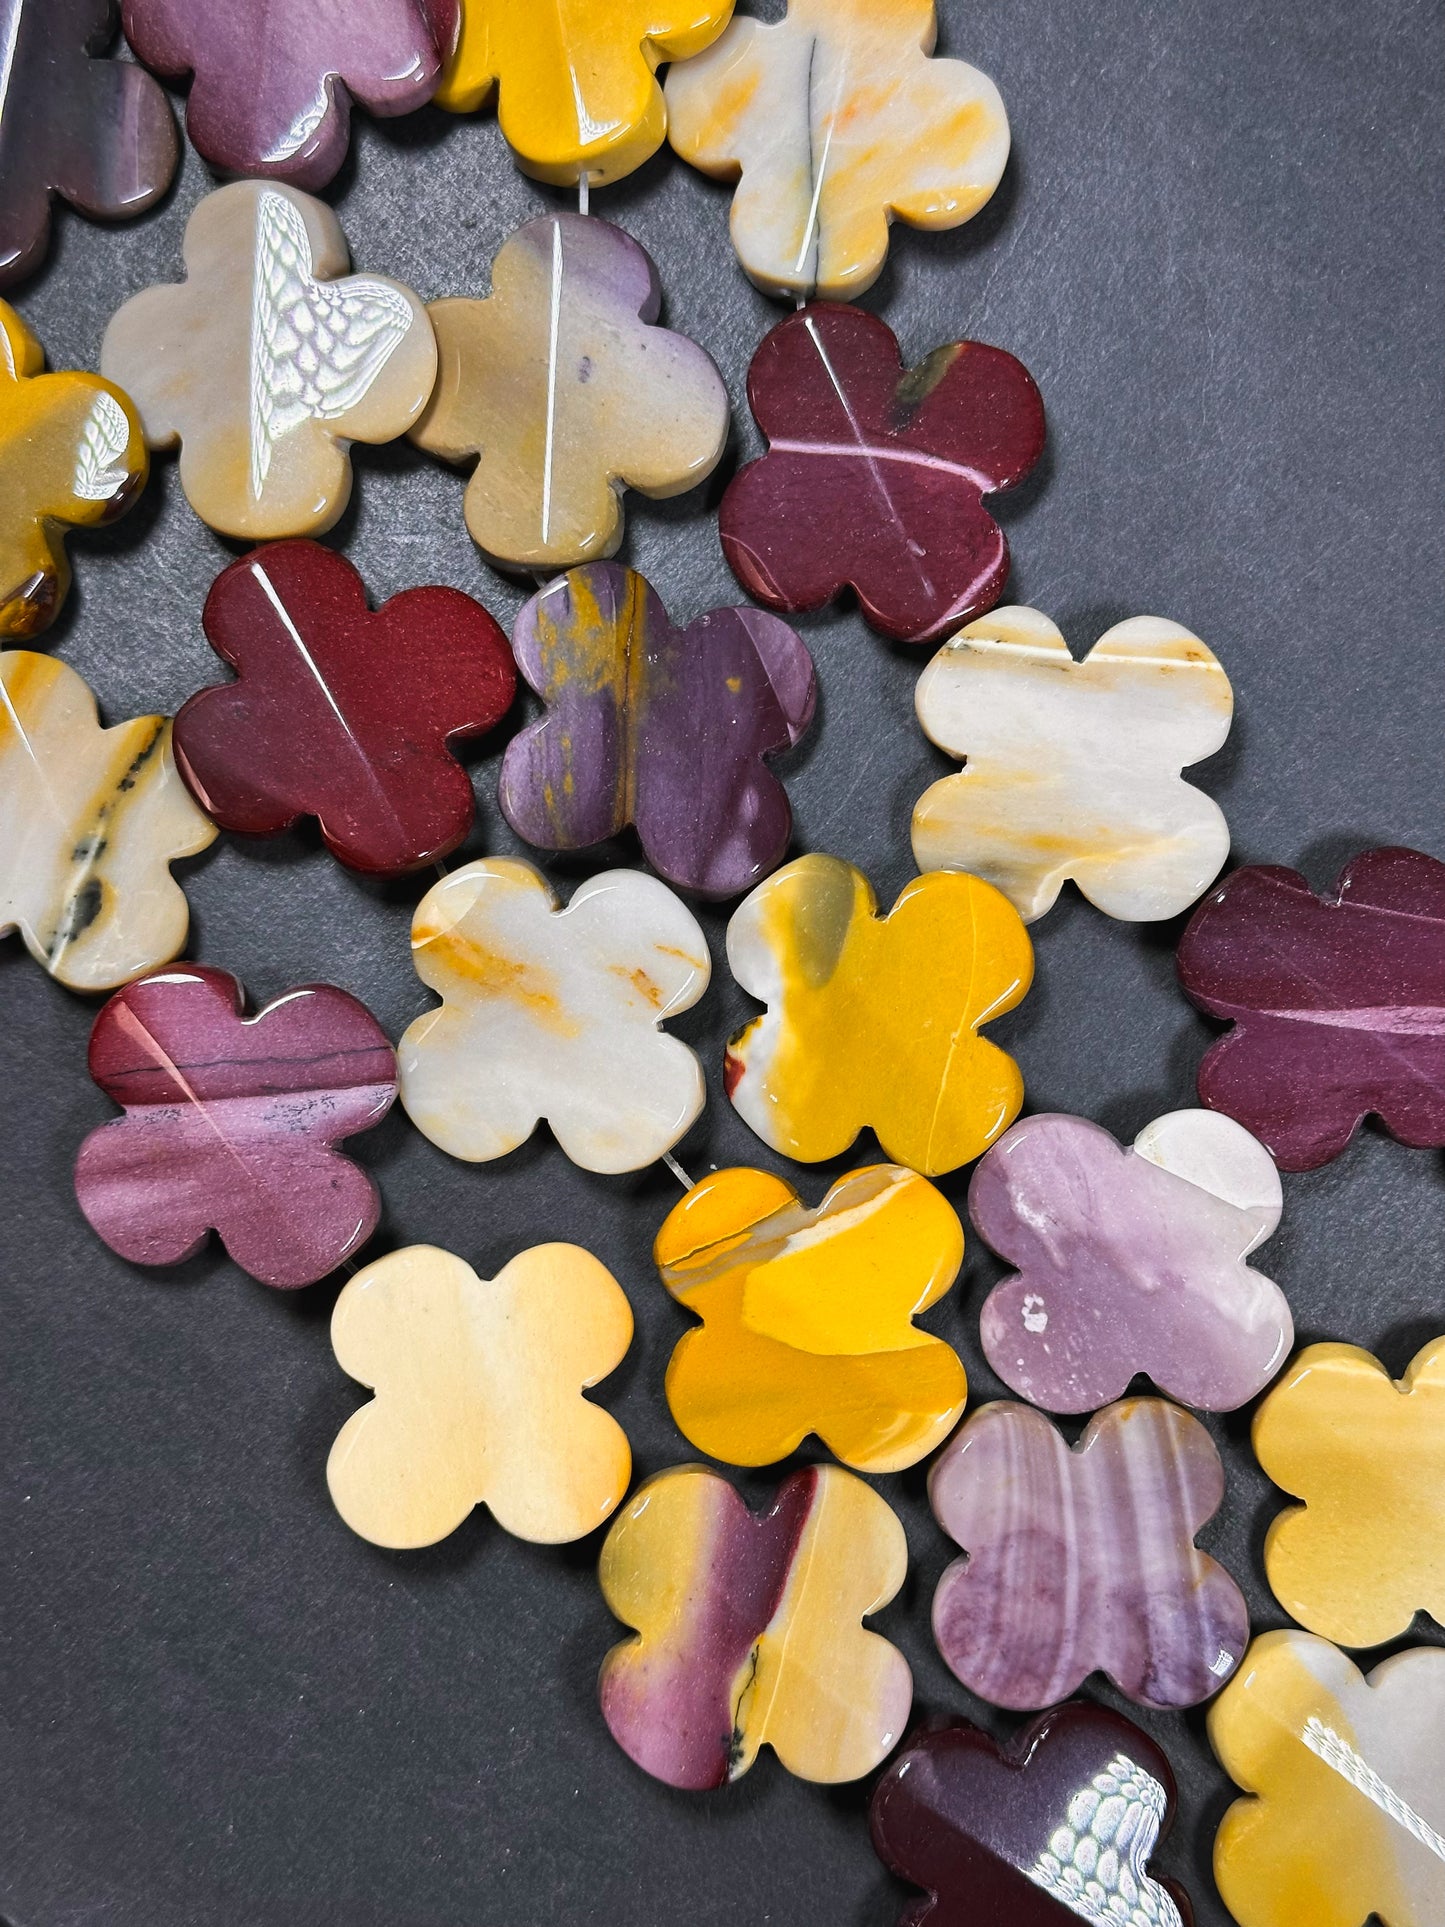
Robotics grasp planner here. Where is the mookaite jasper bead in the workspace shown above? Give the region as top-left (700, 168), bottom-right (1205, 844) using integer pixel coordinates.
top-left (656, 1164), bottom-right (967, 1473)
top-left (0, 301), bottom-right (147, 641)
top-left (101, 180), bottom-right (436, 540)
top-left (75, 966), bottom-right (396, 1288)
top-left (913, 606), bottom-right (1234, 922)
top-left (870, 1706), bottom-right (1192, 1927)
top-left (725, 853), bottom-right (1033, 1175)
top-left (399, 859), bottom-right (709, 1174)
top-left (0, 0), bottom-right (177, 287)
top-left (327, 1242), bottom-right (632, 1549)
top-left (434, 0), bottom-right (733, 185)
top-left (174, 541), bottom-right (516, 876)
top-left (0, 652), bottom-right (215, 992)
top-left (1254, 1337), bottom-right (1445, 1649)
top-left (599, 1462), bottom-right (911, 1789)
top-left (930, 1398), bottom-right (1248, 1711)
top-left (412, 214), bottom-right (728, 573)
top-left (121, 0), bottom-right (459, 190)
top-left (720, 304), bottom-right (1045, 643)
top-left (499, 563), bottom-right (814, 898)
top-left (971, 1108), bottom-right (1291, 1414)
top-left (665, 0), bottom-right (1009, 300)
top-left (1210, 1632), bottom-right (1445, 1927)
top-left (1178, 846), bottom-right (1445, 1170)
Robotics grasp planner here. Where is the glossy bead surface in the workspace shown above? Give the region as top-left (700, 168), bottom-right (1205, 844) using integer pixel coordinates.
top-left (75, 966), bottom-right (395, 1288)
top-left (598, 1462), bottom-right (910, 1789)
top-left (913, 607), bottom-right (1234, 921)
top-left (412, 214), bottom-right (728, 572)
top-left (327, 1241), bottom-right (632, 1548)
top-left (665, 0), bottom-right (1009, 300)
top-left (724, 853), bottom-right (1032, 1175)
top-left (1254, 1338), bottom-right (1445, 1648)
top-left (101, 179), bottom-right (437, 541)
top-left (173, 540), bottom-right (515, 876)
top-left (971, 1108), bottom-right (1290, 1414)
top-left (1178, 845), bottom-right (1445, 1170)
top-left (434, 0), bottom-right (733, 184)
top-left (121, 0), bottom-right (459, 190)
top-left (720, 304), bottom-right (1044, 642)
top-left (870, 1706), bottom-right (1193, 1927)
top-left (0, 652), bottom-right (215, 992)
top-left (1210, 1632), bottom-right (1445, 1927)
top-left (656, 1164), bottom-right (966, 1473)
top-left (0, 302), bottom-right (148, 641)
top-left (0, 0), bottom-right (177, 288)
top-left (930, 1398), bottom-right (1248, 1711)
top-left (498, 563), bottom-right (813, 899)
top-left (399, 858), bottom-right (709, 1174)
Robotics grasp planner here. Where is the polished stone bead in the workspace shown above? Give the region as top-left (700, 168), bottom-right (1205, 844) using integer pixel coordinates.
top-left (121, 0), bottom-right (459, 190)
top-left (598, 1462), bottom-right (910, 1788)
top-left (870, 1705), bottom-right (1193, 1927)
top-left (913, 606), bottom-right (1234, 921)
top-left (412, 214), bottom-right (728, 572)
top-left (1177, 846), bottom-right (1445, 1170)
top-left (1254, 1338), bottom-right (1445, 1649)
top-left (498, 562), bottom-right (813, 899)
top-left (1210, 1632), bottom-right (1445, 1927)
top-left (101, 179), bottom-right (437, 540)
top-left (327, 1241), bottom-right (632, 1548)
top-left (720, 304), bottom-right (1044, 642)
top-left (971, 1108), bottom-right (1290, 1414)
top-left (434, 0), bottom-right (733, 185)
top-left (75, 966), bottom-right (395, 1288)
top-left (656, 1163), bottom-right (966, 1473)
top-left (0, 0), bottom-right (177, 288)
top-left (0, 652), bottom-right (215, 992)
top-left (725, 853), bottom-right (1033, 1175)
top-left (173, 540), bottom-right (515, 876)
top-left (398, 857), bottom-right (709, 1174)
top-left (0, 302), bottom-right (147, 641)
top-left (665, 0), bottom-right (1009, 300)
top-left (930, 1397), bottom-right (1249, 1711)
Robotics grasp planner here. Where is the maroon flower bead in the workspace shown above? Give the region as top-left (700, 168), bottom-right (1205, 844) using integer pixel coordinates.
top-left (173, 540), bottom-right (516, 877)
top-left (719, 304), bottom-right (1045, 643)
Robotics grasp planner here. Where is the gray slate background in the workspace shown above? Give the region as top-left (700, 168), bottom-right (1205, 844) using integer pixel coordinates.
top-left (2, 1), bottom-right (1443, 1922)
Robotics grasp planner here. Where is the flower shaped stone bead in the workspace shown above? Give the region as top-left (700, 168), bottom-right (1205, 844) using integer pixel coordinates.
top-left (913, 607), bottom-right (1234, 922)
top-left (0, 0), bottom-right (178, 288)
top-left (434, 0), bottom-right (733, 185)
top-left (725, 854), bottom-right (1033, 1175)
top-left (412, 214), bottom-right (728, 573)
top-left (971, 1109), bottom-right (1290, 1414)
top-left (719, 305), bottom-right (1045, 643)
top-left (1254, 1337), bottom-right (1445, 1648)
top-left (75, 966), bottom-right (396, 1289)
top-left (0, 302), bottom-right (148, 641)
top-left (870, 1706), bottom-right (1193, 1927)
top-left (101, 180), bottom-right (437, 540)
top-left (0, 653), bottom-right (215, 991)
top-left (499, 563), bottom-right (814, 898)
top-left (657, 1164), bottom-right (967, 1473)
top-left (1210, 1632), bottom-right (1445, 1927)
top-left (328, 1242), bottom-right (632, 1548)
top-left (173, 541), bottom-right (516, 876)
top-left (121, 0), bottom-right (460, 190)
top-left (1178, 846), bottom-right (1445, 1170)
top-left (599, 1462), bottom-right (911, 1788)
top-left (930, 1398), bottom-right (1249, 1711)
top-left (665, 0), bottom-right (1009, 300)
top-left (399, 858), bottom-right (709, 1174)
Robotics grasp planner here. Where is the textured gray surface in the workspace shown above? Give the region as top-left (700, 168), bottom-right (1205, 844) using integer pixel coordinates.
top-left (2, 2), bottom-right (1443, 1923)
